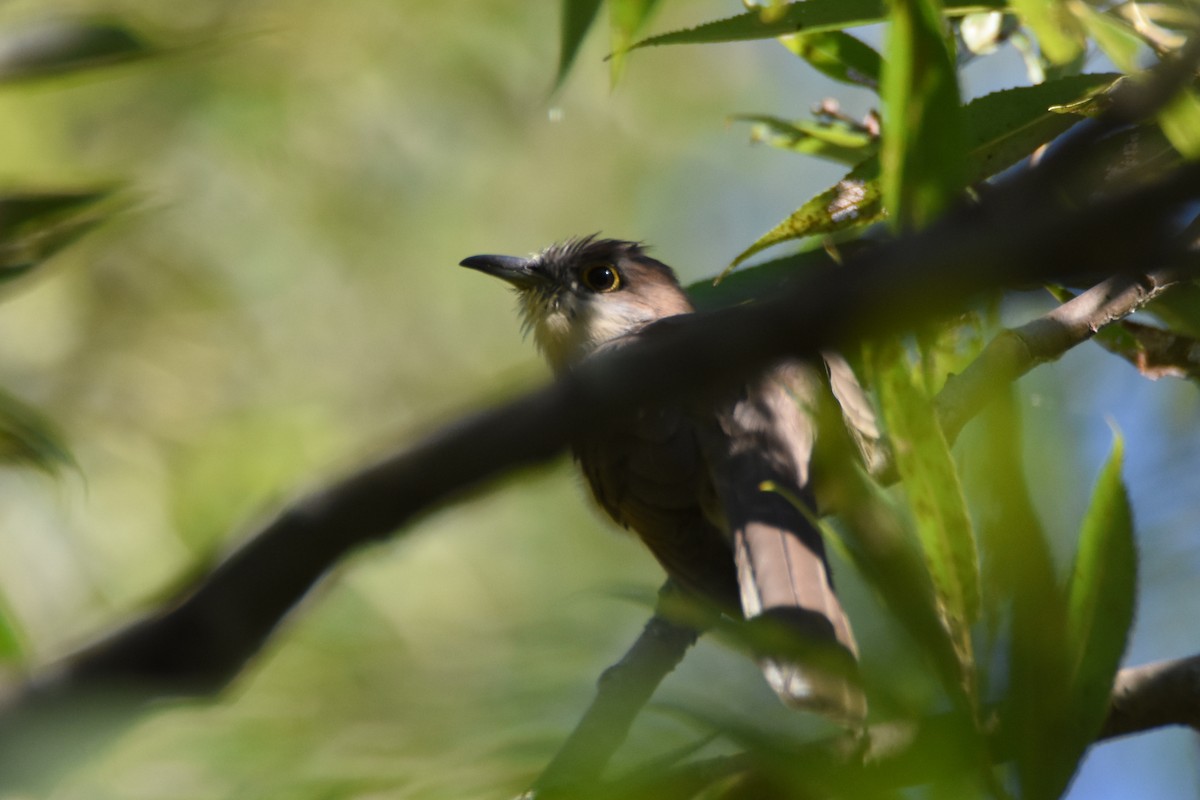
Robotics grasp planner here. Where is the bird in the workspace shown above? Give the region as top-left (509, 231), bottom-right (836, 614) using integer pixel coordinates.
top-left (459, 235), bottom-right (865, 722)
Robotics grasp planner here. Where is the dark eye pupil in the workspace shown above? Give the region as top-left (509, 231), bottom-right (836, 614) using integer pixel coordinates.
top-left (587, 266), bottom-right (616, 290)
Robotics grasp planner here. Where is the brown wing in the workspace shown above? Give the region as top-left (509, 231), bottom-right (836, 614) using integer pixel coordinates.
top-left (573, 404), bottom-right (740, 611)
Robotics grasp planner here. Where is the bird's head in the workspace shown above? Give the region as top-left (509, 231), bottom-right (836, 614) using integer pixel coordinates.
top-left (460, 236), bottom-right (693, 372)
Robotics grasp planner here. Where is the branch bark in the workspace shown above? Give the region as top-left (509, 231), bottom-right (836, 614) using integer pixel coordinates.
top-left (934, 267), bottom-right (1195, 447)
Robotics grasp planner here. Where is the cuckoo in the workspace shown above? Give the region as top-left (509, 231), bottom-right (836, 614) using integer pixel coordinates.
top-left (460, 236), bottom-right (865, 722)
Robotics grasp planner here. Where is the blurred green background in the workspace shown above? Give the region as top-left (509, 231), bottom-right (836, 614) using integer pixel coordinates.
top-left (0, 1), bottom-right (1196, 798)
top-left (0, 2), bottom-right (866, 797)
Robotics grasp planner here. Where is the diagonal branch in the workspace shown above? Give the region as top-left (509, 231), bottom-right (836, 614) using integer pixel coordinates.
top-left (934, 266), bottom-right (1197, 448)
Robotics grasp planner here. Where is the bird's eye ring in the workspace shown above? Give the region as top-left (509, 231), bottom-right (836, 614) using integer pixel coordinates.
top-left (581, 263), bottom-right (621, 293)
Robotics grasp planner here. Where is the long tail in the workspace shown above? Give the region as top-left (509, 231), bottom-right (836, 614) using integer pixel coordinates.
top-left (701, 363), bottom-right (866, 723)
top-left (734, 518), bottom-right (865, 723)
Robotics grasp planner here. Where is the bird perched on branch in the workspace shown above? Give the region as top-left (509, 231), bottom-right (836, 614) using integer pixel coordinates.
top-left (460, 236), bottom-right (865, 722)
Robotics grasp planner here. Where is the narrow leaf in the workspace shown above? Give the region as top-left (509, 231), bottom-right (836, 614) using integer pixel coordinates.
top-left (970, 388), bottom-right (1073, 797)
top-left (1067, 435), bottom-right (1136, 704)
top-left (609, 0), bottom-right (663, 85)
top-left (869, 341), bottom-right (980, 686)
top-left (727, 158), bottom-right (883, 271)
top-left (0, 18), bottom-right (153, 83)
top-left (0, 191), bottom-right (109, 236)
top-left (631, 0), bottom-right (1007, 50)
top-left (1157, 88), bottom-right (1200, 160)
top-left (778, 30), bottom-right (883, 89)
top-left (733, 114), bottom-right (877, 165)
top-left (1030, 436), bottom-right (1136, 800)
top-left (1010, 0), bottom-right (1085, 65)
top-left (555, 0), bottom-right (605, 91)
top-left (1076, 5), bottom-right (1143, 72)
top-left (0, 595), bottom-right (24, 663)
top-left (880, 0), bottom-right (968, 230)
top-left (0, 190), bottom-right (111, 280)
top-left (0, 388), bottom-right (73, 473)
top-left (1146, 282), bottom-right (1200, 339)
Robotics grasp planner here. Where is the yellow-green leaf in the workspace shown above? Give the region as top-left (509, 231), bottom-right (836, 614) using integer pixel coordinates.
top-left (869, 341), bottom-right (980, 684)
top-left (779, 29), bottom-right (882, 89)
top-left (1158, 88), bottom-right (1200, 160)
top-left (609, 0), bottom-right (663, 86)
top-left (555, 0), bottom-right (604, 91)
top-left (1028, 435), bottom-right (1137, 800)
top-left (0, 388), bottom-right (73, 473)
top-left (1010, 0), bottom-right (1085, 65)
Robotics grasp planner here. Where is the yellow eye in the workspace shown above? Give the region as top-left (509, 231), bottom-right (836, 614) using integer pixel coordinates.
top-left (581, 263), bottom-right (621, 293)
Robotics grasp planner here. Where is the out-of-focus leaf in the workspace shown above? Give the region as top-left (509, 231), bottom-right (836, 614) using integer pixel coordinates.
top-left (1146, 282), bottom-right (1200, 339)
top-left (869, 341), bottom-right (980, 689)
top-left (733, 114), bottom-right (877, 165)
top-left (1028, 436), bottom-right (1136, 800)
top-left (0, 191), bottom-right (108, 234)
top-left (880, 0), bottom-right (967, 231)
top-left (0, 595), bottom-right (24, 663)
top-left (555, 0), bottom-right (605, 92)
top-left (630, 0), bottom-right (1006, 50)
top-left (778, 30), bottom-right (883, 89)
top-left (1157, 88), bottom-right (1200, 159)
top-left (727, 73), bottom-right (1116, 269)
top-left (0, 190), bottom-right (111, 281)
top-left (0, 18), bottom-right (153, 83)
top-left (609, 0), bottom-right (663, 85)
top-left (968, 388), bottom-right (1073, 798)
top-left (1076, 6), bottom-right (1143, 72)
top-left (0, 388), bottom-right (73, 473)
top-left (1010, 0), bottom-right (1085, 64)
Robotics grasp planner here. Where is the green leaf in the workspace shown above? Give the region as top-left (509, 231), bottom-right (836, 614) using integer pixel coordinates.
top-left (733, 114), bottom-right (877, 165)
top-left (869, 341), bottom-right (980, 689)
top-left (0, 191), bottom-right (109, 234)
top-left (728, 73), bottom-right (1118, 268)
top-left (0, 388), bottom-right (73, 473)
top-left (778, 30), bottom-right (883, 89)
top-left (0, 18), bottom-right (153, 83)
top-left (0, 594), bottom-right (24, 663)
top-left (1075, 5), bottom-right (1143, 72)
top-left (1067, 435), bottom-right (1136, 715)
top-left (1157, 87), bottom-right (1200, 160)
top-left (1146, 282), bottom-right (1200, 339)
top-left (0, 190), bottom-right (111, 281)
top-left (631, 0), bottom-right (1007, 50)
top-left (727, 158), bottom-right (883, 271)
top-left (881, 0), bottom-right (968, 231)
top-left (1010, 0), bottom-right (1085, 65)
top-left (609, 0), bottom-right (664, 85)
top-left (1029, 436), bottom-right (1136, 799)
top-left (969, 388), bottom-right (1073, 798)
top-left (555, 0), bottom-right (605, 91)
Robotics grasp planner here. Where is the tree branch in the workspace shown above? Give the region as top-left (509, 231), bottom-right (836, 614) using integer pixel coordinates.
top-left (531, 585), bottom-right (705, 795)
top-left (934, 266), bottom-right (1196, 447)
